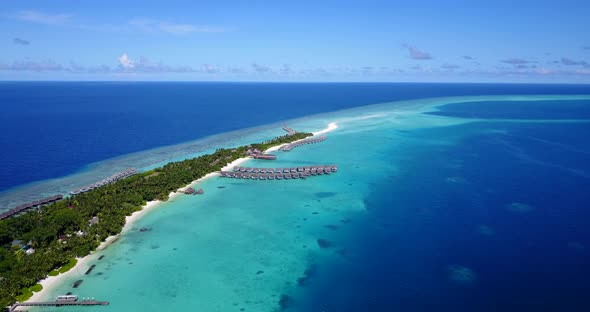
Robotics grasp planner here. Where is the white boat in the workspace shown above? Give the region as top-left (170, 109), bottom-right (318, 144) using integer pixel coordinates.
top-left (56, 295), bottom-right (78, 302)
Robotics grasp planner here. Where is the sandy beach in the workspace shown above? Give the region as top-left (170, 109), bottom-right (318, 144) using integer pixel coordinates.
top-left (24, 123), bottom-right (338, 304)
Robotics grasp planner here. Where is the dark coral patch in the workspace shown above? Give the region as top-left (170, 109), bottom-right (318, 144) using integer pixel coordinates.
top-left (278, 294), bottom-right (292, 310)
top-left (297, 264), bottom-right (317, 287)
top-left (336, 248), bottom-right (349, 257)
top-left (315, 192), bottom-right (337, 198)
top-left (317, 238), bottom-right (332, 248)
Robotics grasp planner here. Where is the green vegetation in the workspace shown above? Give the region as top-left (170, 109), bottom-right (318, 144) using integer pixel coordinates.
top-left (30, 284), bottom-right (43, 292)
top-left (13, 283), bottom-right (42, 302)
top-left (0, 132), bottom-right (311, 307)
top-left (48, 270), bottom-right (59, 277)
top-left (58, 258), bottom-right (77, 273)
top-left (14, 287), bottom-right (33, 302)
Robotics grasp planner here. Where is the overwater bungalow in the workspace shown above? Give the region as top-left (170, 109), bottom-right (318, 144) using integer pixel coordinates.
top-left (0, 195), bottom-right (64, 221)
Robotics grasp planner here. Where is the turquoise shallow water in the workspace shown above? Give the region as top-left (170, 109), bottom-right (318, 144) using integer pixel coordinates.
top-left (26, 95), bottom-right (590, 312)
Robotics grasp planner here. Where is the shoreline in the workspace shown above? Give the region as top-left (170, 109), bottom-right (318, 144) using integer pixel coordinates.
top-left (24, 123), bottom-right (339, 303)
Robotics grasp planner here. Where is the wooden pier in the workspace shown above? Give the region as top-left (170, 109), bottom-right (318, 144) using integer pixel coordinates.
top-left (282, 126), bottom-right (297, 135)
top-left (0, 195), bottom-right (63, 221)
top-left (220, 164), bottom-right (337, 181)
top-left (9, 300), bottom-right (109, 311)
top-left (70, 168), bottom-right (138, 195)
top-left (279, 135), bottom-right (327, 152)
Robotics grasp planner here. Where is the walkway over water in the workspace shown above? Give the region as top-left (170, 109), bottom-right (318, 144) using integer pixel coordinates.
top-left (282, 126), bottom-right (297, 135)
top-left (9, 300), bottom-right (109, 311)
top-left (279, 135), bottom-right (327, 151)
top-left (220, 164), bottom-right (337, 180)
top-left (70, 168), bottom-right (137, 195)
top-left (0, 195), bottom-right (63, 221)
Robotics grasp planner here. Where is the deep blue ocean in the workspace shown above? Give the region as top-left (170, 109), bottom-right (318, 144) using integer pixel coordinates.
top-left (295, 99), bottom-right (590, 311)
top-left (1, 82), bottom-right (589, 192)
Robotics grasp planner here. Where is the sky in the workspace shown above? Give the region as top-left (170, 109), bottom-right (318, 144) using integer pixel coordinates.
top-left (1, 0), bottom-right (590, 83)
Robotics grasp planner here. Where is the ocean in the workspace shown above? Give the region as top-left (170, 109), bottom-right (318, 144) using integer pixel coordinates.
top-left (1, 83), bottom-right (590, 311)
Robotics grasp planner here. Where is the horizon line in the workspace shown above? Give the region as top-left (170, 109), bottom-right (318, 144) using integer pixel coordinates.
top-left (1, 80), bottom-right (590, 86)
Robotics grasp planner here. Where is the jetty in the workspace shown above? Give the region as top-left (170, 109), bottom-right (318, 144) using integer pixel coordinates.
top-left (279, 135), bottom-right (327, 152)
top-left (220, 165), bottom-right (337, 180)
top-left (70, 168), bottom-right (138, 195)
top-left (9, 299), bottom-right (109, 311)
top-left (0, 195), bottom-right (63, 221)
top-left (283, 126), bottom-right (297, 135)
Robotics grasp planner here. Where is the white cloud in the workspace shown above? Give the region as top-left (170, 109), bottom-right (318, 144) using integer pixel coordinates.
top-left (128, 18), bottom-right (226, 35)
top-left (118, 53), bottom-right (135, 69)
top-left (15, 10), bottom-right (72, 25)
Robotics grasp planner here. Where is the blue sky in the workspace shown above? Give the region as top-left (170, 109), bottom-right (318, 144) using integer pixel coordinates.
top-left (1, 0), bottom-right (589, 82)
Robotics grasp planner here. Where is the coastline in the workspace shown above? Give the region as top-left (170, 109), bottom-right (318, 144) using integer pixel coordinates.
top-left (24, 123), bottom-right (339, 303)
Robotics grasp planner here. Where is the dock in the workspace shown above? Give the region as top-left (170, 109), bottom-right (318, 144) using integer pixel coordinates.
top-left (70, 168), bottom-right (138, 195)
top-left (0, 195), bottom-right (63, 221)
top-left (9, 300), bottom-right (109, 311)
top-left (279, 135), bottom-right (326, 152)
top-left (220, 164), bottom-right (337, 180)
top-left (282, 126), bottom-right (297, 135)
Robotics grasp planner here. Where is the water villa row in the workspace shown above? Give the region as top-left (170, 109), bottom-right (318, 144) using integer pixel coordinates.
top-left (0, 195), bottom-right (63, 221)
top-left (279, 135), bottom-right (327, 152)
top-left (220, 165), bottom-right (337, 180)
top-left (70, 168), bottom-right (138, 195)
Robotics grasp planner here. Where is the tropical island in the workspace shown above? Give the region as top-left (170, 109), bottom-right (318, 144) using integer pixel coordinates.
top-left (0, 131), bottom-right (313, 307)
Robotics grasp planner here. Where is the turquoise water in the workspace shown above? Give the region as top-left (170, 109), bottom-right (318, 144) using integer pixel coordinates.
top-left (29, 95), bottom-right (590, 311)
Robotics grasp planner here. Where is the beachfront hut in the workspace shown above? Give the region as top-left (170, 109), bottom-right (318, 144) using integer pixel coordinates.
top-left (89, 216), bottom-right (99, 225)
